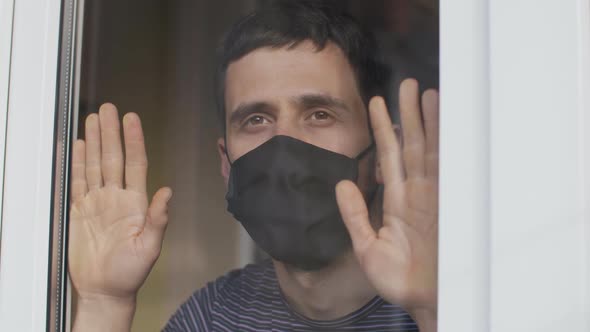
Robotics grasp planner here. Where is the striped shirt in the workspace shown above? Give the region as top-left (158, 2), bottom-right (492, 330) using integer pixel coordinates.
top-left (163, 259), bottom-right (419, 331)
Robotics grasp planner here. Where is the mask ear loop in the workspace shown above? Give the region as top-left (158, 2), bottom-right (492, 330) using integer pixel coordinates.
top-left (355, 141), bottom-right (376, 161)
top-left (224, 131), bottom-right (234, 167)
top-left (223, 132), bottom-right (238, 199)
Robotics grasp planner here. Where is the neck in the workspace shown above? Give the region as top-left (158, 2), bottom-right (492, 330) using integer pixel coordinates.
top-left (273, 250), bottom-right (377, 321)
top-left (273, 185), bottom-right (384, 321)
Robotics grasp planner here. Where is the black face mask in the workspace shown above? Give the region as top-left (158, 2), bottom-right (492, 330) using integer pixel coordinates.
top-left (226, 135), bottom-right (375, 271)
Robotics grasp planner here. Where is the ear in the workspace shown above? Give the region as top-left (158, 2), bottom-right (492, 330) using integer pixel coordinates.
top-left (217, 137), bottom-right (231, 186)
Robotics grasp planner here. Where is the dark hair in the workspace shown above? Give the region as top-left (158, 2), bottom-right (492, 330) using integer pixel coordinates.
top-left (215, 0), bottom-right (391, 131)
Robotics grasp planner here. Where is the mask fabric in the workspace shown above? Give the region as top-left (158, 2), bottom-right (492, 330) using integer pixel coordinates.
top-left (226, 135), bottom-right (375, 271)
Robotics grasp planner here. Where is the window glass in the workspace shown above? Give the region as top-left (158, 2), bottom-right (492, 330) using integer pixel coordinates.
top-left (66, 1), bottom-right (440, 331)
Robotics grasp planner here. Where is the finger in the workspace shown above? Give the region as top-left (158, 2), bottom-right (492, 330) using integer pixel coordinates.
top-left (142, 187), bottom-right (173, 257)
top-left (369, 97), bottom-right (405, 188)
top-left (336, 180), bottom-right (377, 256)
top-left (370, 97), bottom-right (406, 215)
top-left (71, 140), bottom-right (88, 202)
top-left (123, 113), bottom-right (148, 193)
top-left (85, 113), bottom-right (103, 190)
top-left (422, 89), bottom-right (440, 178)
top-left (399, 78), bottom-right (426, 178)
top-left (98, 103), bottom-right (124, 188)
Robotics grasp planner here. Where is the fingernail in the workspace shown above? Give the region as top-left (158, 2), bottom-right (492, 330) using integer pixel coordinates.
top-left (123, 113), bottom-right (132, 125)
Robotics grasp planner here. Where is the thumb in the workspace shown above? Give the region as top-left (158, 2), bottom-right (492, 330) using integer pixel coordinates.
top-left (142, 187), bottom-right (173, 257)
top-left (335, 180), bottom-right (377, 257)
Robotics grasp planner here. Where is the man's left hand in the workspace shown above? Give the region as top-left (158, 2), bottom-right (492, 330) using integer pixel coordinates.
top-left (336, 78), bottom-right (439, 331)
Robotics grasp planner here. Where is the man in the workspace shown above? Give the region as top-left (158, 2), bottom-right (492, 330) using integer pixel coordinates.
top-left (69, 2), bottom-right (439, 331)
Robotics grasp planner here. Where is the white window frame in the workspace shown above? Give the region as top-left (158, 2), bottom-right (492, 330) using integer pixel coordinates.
top-left (1, 0), bottom-right (589, 331)
top-left (583, 0), bottom-right (590, 325)
top-left (438, 0), bottom-right (491, 330)
top-left (0, 0), bottom-right (62, 330)
top-left (0, 0), bottom-right (14, 252)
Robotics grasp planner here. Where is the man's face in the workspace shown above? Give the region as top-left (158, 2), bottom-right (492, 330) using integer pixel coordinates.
top-left (218, 40), bottom-right (377, 195)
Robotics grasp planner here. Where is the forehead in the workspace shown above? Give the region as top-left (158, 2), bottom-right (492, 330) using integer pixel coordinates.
top-left (224, 41), bottom-right (362, 114)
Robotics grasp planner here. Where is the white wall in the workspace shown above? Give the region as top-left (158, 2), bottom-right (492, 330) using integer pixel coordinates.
top-left (488, 0), bottom-right (589, 330)
top-left (439, 0), bottom-right (590, 331)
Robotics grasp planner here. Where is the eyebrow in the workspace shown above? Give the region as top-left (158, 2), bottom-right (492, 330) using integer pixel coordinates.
top-left (293, 93), bottom-right (351, 113)
top-left (228, 102), bottom-right (273, 127)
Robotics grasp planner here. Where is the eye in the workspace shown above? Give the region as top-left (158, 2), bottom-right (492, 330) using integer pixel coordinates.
top-left (311, 111), bottom-right (331, 121)
top-left (306, 110), bottom-right (337, 128)
top-left (245, 115), bottom-right (269, 127)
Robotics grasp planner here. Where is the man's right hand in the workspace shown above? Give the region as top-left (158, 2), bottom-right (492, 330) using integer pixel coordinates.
top-left (69, 103), bottom-right (172, 331)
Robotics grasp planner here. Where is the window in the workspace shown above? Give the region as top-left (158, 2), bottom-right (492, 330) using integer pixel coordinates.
top-left (0, 0), bottom-right (588, 331)
top-left (71, 1), bottom-right (440, 330)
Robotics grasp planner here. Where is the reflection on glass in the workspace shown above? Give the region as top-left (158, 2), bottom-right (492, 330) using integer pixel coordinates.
top-left (68, 1), bottom-right (439, 331)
